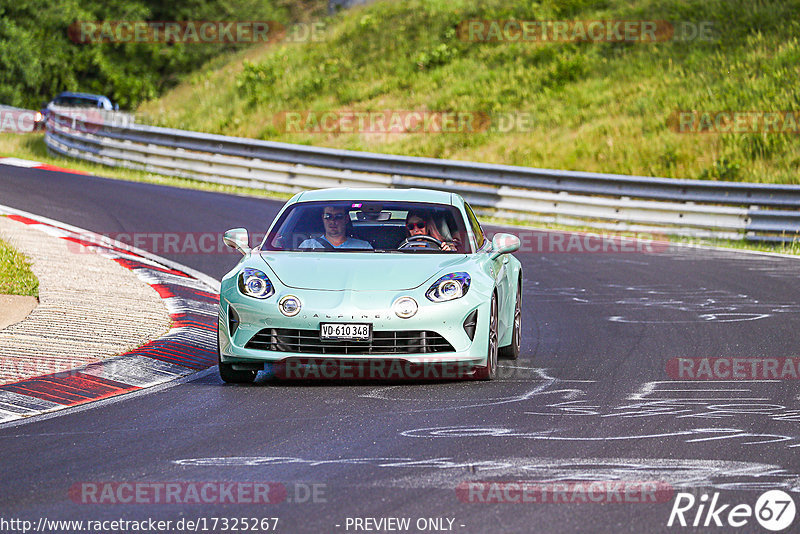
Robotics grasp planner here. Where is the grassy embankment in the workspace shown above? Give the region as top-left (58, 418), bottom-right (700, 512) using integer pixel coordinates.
top-left (140, 0), bottom-right (800, 185)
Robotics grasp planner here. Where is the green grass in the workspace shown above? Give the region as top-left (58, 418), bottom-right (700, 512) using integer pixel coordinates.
top-left (0, 233), bottom-right (39, 297)
top-left (137, 0), bottom-right (800, 185)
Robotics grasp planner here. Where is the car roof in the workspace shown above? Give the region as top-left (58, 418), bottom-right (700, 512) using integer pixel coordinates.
top-left (54, 92), bottom-right (110, 102)
top-left (293, 187), bottom-right (456, 205)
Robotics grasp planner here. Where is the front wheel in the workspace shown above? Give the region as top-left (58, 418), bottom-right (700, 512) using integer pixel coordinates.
top-left (218, 336), bottom-right (257, 384)
top-left (474, 294), bottom-right (498, 380)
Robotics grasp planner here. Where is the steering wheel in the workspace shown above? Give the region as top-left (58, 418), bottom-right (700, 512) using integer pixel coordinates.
top-left (397, 235), bottom-right (443, 250)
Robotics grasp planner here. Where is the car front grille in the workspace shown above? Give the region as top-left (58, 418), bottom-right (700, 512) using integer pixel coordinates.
top-left (245, 328), bottom-right (455, 355)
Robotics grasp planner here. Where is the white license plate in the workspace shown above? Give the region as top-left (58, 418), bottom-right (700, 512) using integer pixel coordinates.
top-left (320, 323), bottom-right (371, 341)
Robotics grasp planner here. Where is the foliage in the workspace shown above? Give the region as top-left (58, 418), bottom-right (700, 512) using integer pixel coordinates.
top-left (0, 0), bottom-right (327, 109)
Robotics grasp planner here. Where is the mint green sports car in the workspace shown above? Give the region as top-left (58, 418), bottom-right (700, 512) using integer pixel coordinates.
top-left (218, 187), bottom-right (522, 383)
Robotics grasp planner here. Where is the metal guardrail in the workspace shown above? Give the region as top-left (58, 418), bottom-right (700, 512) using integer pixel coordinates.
top-left (43, 105), bottom-right (800, 241)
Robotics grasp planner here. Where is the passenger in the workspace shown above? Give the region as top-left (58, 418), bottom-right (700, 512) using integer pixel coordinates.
top-left (404, 210), bottom-right (458, 251)
top-left (299, 205), bottom-right (372, 249)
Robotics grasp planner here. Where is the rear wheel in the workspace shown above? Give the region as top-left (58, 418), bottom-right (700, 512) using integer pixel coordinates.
top-left (475, 294), bottom-right (498, 380)
top-left (499, 278), bottom-right (522, 360)
top-left (218, 336), bottom-right (257, 384)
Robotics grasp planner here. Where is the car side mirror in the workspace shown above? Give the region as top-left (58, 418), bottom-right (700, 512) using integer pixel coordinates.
top-left (490, 233), bottom-right (520, 260)
top-left (223, 228), bottom-right (250, 256)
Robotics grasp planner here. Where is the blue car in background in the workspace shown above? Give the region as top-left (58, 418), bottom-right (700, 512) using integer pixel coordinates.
top-left (36, 91), bottom-right (118, 129)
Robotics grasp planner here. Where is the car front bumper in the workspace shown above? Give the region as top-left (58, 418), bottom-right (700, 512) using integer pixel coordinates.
top-left (218, 285), bottom-right (491, 377)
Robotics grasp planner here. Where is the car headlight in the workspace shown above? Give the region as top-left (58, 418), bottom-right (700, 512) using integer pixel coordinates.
top-left (426, 272), bottom-right (470, 302)
top-left (238, 268), bottom-right (274, 299)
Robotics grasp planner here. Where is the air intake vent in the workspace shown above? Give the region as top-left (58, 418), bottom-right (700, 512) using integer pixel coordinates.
top-left (228, 306), bottom-right (240, 335)
top-left (246, 329), bottom-right (454, 355)
top-left (462, 310), bottom-right (478, 341)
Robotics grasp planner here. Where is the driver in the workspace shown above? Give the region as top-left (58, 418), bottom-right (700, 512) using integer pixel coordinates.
top-left (299, 205), bottom-right (372, 249)
top-left (403, 210), bottom-right (457, 251)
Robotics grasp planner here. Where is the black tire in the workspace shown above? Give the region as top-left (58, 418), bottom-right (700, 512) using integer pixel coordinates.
top-left (499, 278), bottom-right (522, 360)
top-left (475, 293), bottom-right (498, 380)
top-left (218, 336), bottom-right (257, 384)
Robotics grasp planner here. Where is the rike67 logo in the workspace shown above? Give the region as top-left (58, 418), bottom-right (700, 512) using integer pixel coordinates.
top-left (668, 490), bottom-right (796, 531)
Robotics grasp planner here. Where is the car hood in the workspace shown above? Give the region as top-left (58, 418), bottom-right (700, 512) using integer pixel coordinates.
top-left (257, 252), bottom-right (470, 291)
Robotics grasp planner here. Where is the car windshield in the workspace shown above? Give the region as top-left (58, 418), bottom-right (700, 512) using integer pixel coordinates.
top-left (53, 96), bottom-right (106, 108)
top-left (262, 200), bottom-right (471, 253)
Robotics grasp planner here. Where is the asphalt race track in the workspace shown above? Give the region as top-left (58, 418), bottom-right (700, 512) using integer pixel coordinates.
top-left (2, 167), bottom-right (800, 533)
